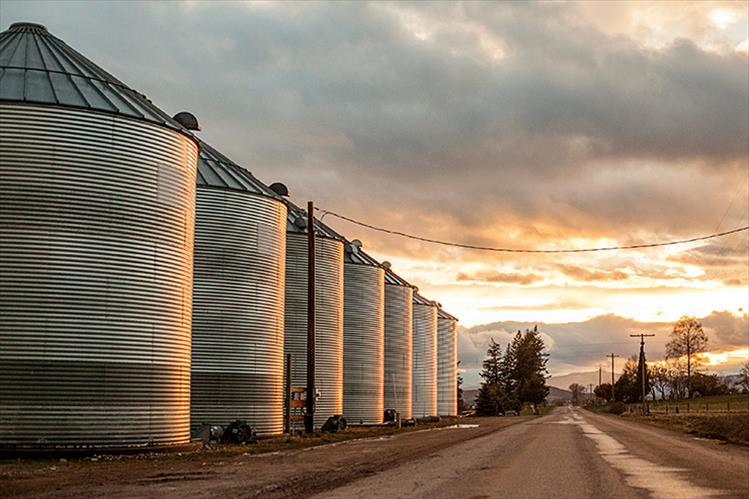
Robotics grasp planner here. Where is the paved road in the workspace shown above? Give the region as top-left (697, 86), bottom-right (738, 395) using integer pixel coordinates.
top-left (319, 407), bottom-right (749, 499)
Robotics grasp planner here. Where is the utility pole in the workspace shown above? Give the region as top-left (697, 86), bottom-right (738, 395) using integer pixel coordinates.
top-left (305, 201), bottom-right (316, 434)
top-left (607, 353), bottom-right (619, 402)
top-left (630, 333), bottom-right (655, 415)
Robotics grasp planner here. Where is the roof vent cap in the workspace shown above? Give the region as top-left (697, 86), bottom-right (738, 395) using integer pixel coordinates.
top-left (9, 22), bottom-right (48, 32)
top-left (269, 182), bottom-right (290, 197)
top-left (293, 216), bottom-right (307, 230)
top-left (381, 261), bottom-right (391, 270)
top-left (172, 111), bottom-right (201, 131)
top-left (347, 239), bottom-right (362, 255)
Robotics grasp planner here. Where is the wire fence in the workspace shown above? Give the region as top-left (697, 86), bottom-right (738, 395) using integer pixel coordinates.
top-left (627, 396), bottom-right (749, 415)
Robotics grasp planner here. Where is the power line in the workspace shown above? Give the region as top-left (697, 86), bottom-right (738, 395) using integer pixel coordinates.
top-left (316, 208), bottom-right (749, 254)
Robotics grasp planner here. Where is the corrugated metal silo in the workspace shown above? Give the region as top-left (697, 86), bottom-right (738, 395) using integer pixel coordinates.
top-left (0, 23), bottom-right (198, 449)
top-left (343, 244), bottom-right (385, 424)
top-left (285, 204), bottom-right (344, 429)
top-left (437, 308), bottom-right (458, 416)
top-left (383, 269), bottom-right (413, 420)
top-left (191, 141), bottom-right (287, 437)
top-left (412, 293), bottom-right (438, 418)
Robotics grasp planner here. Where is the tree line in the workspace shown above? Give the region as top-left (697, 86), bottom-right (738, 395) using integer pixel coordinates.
top-left (588, 316), bottom-right (749, 404)
top-left (475, 326), bottom-right (549, 415)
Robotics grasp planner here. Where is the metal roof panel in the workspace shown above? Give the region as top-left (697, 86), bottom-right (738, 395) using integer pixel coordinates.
top-left (0, 22), bottom-right (189, 132)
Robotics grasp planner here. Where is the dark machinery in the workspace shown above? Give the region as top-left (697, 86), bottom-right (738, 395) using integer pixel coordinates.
top-left (320, 415), bottom-right (347, 433)
top-left (222, 420), bottom-right (257, 444)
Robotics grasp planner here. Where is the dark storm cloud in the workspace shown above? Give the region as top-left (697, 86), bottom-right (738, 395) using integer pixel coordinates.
top-left (2, 0), bottom-right (746, 248)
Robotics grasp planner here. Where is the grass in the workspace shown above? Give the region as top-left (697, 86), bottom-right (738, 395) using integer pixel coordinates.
top-left (622, 412), bottom-right (749, 446)
top-left (519, 405), bottom-right (554, 416)
top-left (643, 394), bottom-right (749, 414)
top-left (583, 395), bottom-right (749, 446)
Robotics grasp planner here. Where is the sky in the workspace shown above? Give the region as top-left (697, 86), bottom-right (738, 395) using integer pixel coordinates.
top-left (2, 1), bottom-right (747, 384)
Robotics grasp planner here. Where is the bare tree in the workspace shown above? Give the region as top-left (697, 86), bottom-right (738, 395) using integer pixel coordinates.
top-left (665, 316), bottom-right (708, 399)
top-left (650, 363), bottom-right (669, 400)
top-left (568, 383), bottom-right (586, 406)
top-left (741, 361), bottom-right (749, 393)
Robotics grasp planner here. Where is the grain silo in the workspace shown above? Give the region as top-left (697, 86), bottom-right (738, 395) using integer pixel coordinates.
top-left (0, 22), bottom-right (198, 449)
top-left (437, 308), bottom-right (459, 417)
top-left (191, 140), bottom-right (287, 437)
top-left (342, 243), bottom-right (385, 425)
top-left (383, 268), bottom-right (413, 420)
top-left (285, 204), bottom-right (344, 429)
top-left (412, 293), bottom-right (438, 418)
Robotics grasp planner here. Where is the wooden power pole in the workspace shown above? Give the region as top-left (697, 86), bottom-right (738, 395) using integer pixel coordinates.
top-left (305, 201), bottom-right (316, 434)
top-left (630, 333), bottom-right (655, 414)
top-left (607, 353), bottom-right (619, 401)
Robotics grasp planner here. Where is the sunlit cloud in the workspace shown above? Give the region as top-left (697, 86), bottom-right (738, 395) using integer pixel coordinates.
top-left (698, 348), bottom-right (749, 366)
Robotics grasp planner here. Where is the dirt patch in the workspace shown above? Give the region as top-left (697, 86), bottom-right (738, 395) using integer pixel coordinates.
top-left (622, 413), bottom-right (749, 446)
top-left (0, 416), bottom-right (532, 498)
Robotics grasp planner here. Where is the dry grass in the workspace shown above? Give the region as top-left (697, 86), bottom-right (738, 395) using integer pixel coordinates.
top-left (622, 413), bottom-right (749, 446)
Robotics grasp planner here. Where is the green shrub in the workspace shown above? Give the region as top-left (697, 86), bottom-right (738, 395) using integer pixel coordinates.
top-left (609, 401), bottom-right (626, 415)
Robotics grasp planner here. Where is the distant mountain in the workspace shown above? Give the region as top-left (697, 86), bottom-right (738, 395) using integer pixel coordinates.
top-left (462, 385), bottom-right (574, 406)
top-left (547, 386), bottom-right (573, 403)
top-left (548, 370), bottom-right (613, 390)
top-left (463, 388), bottom-right (479, 406)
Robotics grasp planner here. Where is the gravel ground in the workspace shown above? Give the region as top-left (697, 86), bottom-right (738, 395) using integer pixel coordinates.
top-left (0, 416), bottom-right (529, 498)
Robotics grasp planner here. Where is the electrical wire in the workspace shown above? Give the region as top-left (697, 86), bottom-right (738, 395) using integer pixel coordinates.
top-left (315, 207), bottom-right (749, 254)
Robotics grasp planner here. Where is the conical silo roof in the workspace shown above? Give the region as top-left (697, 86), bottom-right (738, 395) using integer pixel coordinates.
top-left (286, 201), bottom-right (345, 240)
top-left (0, 22), bottom-right (188, 131)
top-left (196, 139), bottom-right (284, 199)
top-left (413, 291), bottom-right (435, 306)
top-left (437, 307), bottom-right (458, 321)
top-left (384, 267), bottom-right (414, 287)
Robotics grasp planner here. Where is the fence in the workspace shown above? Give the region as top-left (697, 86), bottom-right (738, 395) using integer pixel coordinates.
top-left (628, 396), bottom-right (749, 415)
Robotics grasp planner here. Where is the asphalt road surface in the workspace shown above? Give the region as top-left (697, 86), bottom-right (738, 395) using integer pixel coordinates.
top-left (320, 407), bottom-right (749, 499)
top-left (3, 408), bottom-right (748, 498)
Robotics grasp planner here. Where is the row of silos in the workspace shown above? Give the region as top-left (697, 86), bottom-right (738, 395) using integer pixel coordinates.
top-left (0, 21), bottom-right (459, 450)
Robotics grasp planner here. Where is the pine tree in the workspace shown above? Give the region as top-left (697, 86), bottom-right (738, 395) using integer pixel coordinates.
top-left (514, 326), bottom-right (549, 409)
top-left (480, 338), bottom-right (503, 385)
top-left (476, 338), bottom-right (512, 416)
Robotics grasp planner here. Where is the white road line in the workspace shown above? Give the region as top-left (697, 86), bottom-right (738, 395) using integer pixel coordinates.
top-left (560, 409), bottom-right (722, 499)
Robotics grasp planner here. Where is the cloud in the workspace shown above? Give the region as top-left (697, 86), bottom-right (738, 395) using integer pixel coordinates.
top-left (555, 264), bottom-right (629, 282)
top-left (456, 270), bottom-right (543, 285)
top-left (2, 1), bottom-right (745, 245)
